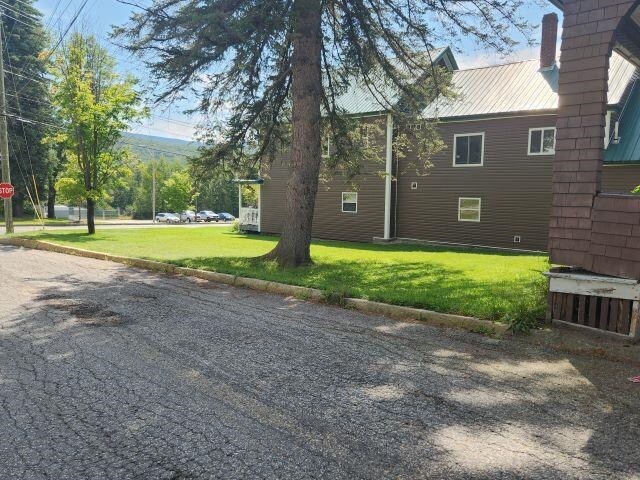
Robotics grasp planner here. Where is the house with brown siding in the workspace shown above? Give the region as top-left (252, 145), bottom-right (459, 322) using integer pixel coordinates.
top-left (245, 12), bottom-right (640, 253)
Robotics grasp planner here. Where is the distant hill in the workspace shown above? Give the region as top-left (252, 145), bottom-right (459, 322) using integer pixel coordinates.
top-left (120, 132), bottom-right (201, 164)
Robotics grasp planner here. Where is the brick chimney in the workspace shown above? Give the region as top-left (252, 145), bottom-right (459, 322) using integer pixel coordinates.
top-left (540, 13), bottom-right (558, 70)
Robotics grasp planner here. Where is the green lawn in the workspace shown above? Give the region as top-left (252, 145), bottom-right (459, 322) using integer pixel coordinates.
top-left (17, 227), bottom-right (549, 323)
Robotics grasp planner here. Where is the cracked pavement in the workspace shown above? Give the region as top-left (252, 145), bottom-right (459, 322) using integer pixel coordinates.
top-left (1, 245), bottom-right (639, 479)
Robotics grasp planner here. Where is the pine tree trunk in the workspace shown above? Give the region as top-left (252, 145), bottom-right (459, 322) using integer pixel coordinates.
top-left (87, 198), bottom-right (96, 234)
top-left (47, 179), bottom-right (56, 219)
top-left (264, 0), bottom-right (322, 267)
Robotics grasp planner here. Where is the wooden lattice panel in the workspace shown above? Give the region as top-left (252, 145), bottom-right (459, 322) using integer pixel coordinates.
top-left (549, 292), bottom-right (636, 336)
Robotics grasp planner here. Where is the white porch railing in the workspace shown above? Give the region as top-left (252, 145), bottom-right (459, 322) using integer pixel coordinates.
top-left (239, 207), bottom-right (260, 228)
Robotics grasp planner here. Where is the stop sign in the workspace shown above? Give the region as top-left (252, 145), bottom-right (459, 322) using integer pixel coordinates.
top-left (0, 183), bottom-right (14, 199)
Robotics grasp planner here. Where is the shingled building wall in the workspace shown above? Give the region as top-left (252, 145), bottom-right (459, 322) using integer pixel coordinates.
top-left (550, 0), bottom-right (640, 279)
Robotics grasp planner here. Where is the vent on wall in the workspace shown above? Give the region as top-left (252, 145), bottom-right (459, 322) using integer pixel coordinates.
top-left (513, 235), bottom-right (521, 243)
top-left (410, 182), bottom-right (418, 190)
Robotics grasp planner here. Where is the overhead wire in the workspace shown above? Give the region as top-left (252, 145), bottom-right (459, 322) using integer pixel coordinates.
top-left (0, 10), bottom-right (37, 29)
top-left (2, 18), bottom-right (43, 221)
top-left (15, 0), bottom-right (91, 98)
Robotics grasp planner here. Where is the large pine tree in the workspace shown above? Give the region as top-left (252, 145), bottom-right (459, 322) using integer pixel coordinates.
top-left (116, 0), bottom-right (532, 266)
top-left (2, 0), bottom-right (52, 217)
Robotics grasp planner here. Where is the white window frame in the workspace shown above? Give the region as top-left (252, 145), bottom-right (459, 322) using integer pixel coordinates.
top-left (322, 136), bottom-right (331, 158)
top-left (341, 192), bottom-right (358, 214)
top-left (528, 127), bottom-right (556, 156)
top-left (453, 132), bottom-right (485, 167)
top-left (458, 197), bottom-right (481, 222)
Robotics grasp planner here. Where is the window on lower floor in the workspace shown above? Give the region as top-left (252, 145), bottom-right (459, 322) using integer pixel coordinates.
top-left (342, 192), bottom-right (358, 213)
top-left (453, 133), bottom-right (484, 166)
top-left (458, 197), bottom-right (481, 222)
top-left (528, 127), bottom-right (556, 155)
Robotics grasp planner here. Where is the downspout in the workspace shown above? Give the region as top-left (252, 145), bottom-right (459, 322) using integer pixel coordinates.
top-left (384, 113), bottom-right (393, 239)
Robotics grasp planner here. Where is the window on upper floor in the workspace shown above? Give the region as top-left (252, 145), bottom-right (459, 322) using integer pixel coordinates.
top-left (458, 197), bottom-right (481, 222)
top-left (528, 127), bottom-right (556, 155)
top-left (342, 192), bottom-right (358, 213)
top-left (453, 133), bottom-right (484, 166)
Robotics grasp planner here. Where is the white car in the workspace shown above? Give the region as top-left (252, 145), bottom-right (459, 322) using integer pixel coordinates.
top-left (179, 210), bottom-right (197, 223)
top-left (155, 212), bottom-right (180, 224)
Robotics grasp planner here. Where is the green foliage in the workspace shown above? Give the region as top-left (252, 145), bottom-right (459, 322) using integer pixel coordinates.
top-left (130, 159), bottom-right (178, 218)
top-left (47, 33), bottom-right (146, 230)
top-left (633, 185), bottom-right (640, 194)
top-left (505, 277), bottom-right (548, 334)
top-left (22, 227), bottom-right (549, 323)
top-left (193, 167), bottom-right (239, 215)
top-left (162, 170), bottom-right (193, 212)
top-left (55, 176), bottom-right (86, 206)
top-left (116, 0), bottom-right (532, 178)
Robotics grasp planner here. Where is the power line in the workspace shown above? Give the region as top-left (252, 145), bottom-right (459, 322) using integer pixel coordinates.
top-left (5, 68), bottom-right (47, 85)
top-left (0, 0), bottom-right (40, 21)
top-left (2, 20), bottom-right (41, 219)
top-left (47, 0), bottom-right (89, 59)
top-left (1, 112), bottom-right (195, 159)
top-left (0, 4), bottom-right (39, 26)
top-left (119, 139), bottom-right (194, 158)
top-left (7, 0), bottom-right (37, 9)
top-left (15, 0), bottom-right (91, 97)
top-left (1, 10), bottom-right (38, 29)
top-left (45, 0), bottom-right (71, 32)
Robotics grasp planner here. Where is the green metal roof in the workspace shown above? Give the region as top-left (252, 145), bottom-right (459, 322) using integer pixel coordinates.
top-left (332, 47), bottom-right (455, 115)
top-left (605, 80), bottom-right (640, 164)
top-left (423, 52), bottom-right (636, 119)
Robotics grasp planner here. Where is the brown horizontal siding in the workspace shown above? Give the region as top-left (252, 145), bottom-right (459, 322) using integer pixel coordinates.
top-left (602, 165), bottom-right (640, 194)
top-left (261, 116), bottom-right (387, 243)
top-left (260, 113), bottom-right (640, 251)
top-left (396, 116), bottom-right (557, 251)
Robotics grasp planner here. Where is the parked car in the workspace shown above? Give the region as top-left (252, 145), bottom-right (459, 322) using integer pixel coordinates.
top-left (218, 212), bottom-right (235, 222)
top-left (197, 210), bottom-right (220, 222)
top-left (179, 210), bottom-right (197, 223)
top-left (155, 212), bottom-right (181, 224)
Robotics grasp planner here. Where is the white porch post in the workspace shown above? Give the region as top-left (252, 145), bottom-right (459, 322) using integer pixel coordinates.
top-left (383, 113), bottom-right (393, 240)
top-left (257, 185), bottom-right (262, 233)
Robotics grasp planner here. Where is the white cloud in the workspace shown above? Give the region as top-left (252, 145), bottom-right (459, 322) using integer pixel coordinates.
top-left (456, 25), bottom-right (562, 70)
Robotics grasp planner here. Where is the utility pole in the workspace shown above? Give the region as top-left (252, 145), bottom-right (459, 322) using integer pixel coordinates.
top-left (151, 160), bottom-right (156, 223)
top-left (0, 18), bottom-right (13, 234)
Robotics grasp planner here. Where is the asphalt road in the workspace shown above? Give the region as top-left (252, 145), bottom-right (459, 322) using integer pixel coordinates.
top-left (1, 245), bottom-right (639, 479)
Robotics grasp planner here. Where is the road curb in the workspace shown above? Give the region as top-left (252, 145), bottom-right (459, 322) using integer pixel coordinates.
top-left (0, 237), bottom-right (509, 336)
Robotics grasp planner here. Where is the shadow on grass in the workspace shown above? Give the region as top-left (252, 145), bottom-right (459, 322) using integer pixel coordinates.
top-left (172, 255), bottom-right (548, 322)
top-left (248, 232), bottom-right (548, 257)
top-left (19, 230), bottom-right (548, 322)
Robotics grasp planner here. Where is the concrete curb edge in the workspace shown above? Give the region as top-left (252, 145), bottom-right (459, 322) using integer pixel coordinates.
top-left (0, 236), bottom-right (509, 335)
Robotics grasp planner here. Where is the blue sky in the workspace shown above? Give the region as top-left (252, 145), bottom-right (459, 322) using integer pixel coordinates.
top-left (35, 0), bottom-right (562, 141)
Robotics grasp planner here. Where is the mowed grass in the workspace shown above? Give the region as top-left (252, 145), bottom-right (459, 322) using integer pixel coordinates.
top-left (19, 227), bottom-right (549, 322)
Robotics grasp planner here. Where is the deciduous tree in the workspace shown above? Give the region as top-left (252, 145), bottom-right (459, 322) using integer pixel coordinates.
top-left (48, 33), bottom-right (146, 234)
